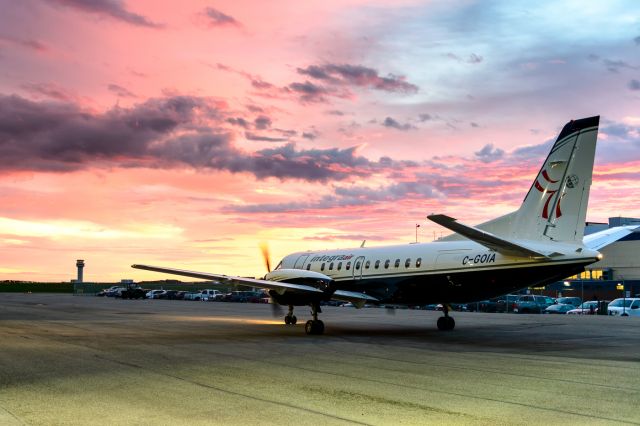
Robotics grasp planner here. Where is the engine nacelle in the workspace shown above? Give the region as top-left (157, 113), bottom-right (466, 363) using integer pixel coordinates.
top-left (264, 269), bottom-right (333, 306)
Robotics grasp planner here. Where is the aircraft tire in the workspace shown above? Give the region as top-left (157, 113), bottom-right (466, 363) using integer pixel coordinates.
top-left (305, 320), bottom-right (324, 335)
top-left (290, 315), bottom-right (297, 325)
top-left (437, 316), bottom-right (455, 331)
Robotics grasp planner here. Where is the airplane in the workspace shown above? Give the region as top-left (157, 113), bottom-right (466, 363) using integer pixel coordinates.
top-left (133, 115), bottom-right (637, 335)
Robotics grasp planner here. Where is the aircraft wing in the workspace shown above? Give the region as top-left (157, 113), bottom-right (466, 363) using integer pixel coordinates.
top-left (427, 214), bottom-right (550, 259)
top-left (583, 225), bottom-right (639, 250)
top-left (131, 264), bottom-right (324, 295)
top-left (332, 290), bottom-right (379, 308)
top-left (131, 264), bottom-right (379, 307)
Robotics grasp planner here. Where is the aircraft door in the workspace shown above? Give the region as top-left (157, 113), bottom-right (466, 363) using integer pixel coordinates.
top-left (352, 256), bottom-right (365, 280)
top-left (293, 255), bottom-right (309, 269)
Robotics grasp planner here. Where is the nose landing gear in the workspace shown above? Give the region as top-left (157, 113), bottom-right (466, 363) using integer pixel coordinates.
top-left (305, 302), bottom-right (324, 335)
top-left (284, 304), bottom-right (297, 325)
top-left (437, 304), bottom-right (455, 331)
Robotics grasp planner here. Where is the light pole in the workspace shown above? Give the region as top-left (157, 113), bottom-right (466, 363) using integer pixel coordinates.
top-left (622, 275), bottom-right (626, 316)
top-left (415, 224), bottom-right (420, 243)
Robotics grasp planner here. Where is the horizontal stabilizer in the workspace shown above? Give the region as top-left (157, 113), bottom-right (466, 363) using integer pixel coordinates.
top-left (131, 264), bottom-right (323, 295)
top-left (427, 214), bottom-right (550, 259)
top-left (583, 225), bottom-right (639, 250)
top-left (332, 290), bottom-right (379, 309)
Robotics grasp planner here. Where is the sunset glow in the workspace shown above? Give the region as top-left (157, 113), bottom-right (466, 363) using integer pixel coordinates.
top-left (1, 0), bottom-right (639, 281)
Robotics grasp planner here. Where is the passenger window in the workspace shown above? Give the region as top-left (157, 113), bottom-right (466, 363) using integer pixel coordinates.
top-left (356, 261), bottom-right (361, 270)
top-left (346, 261), bottom-right (351, 270)
top-left (404, 258), bottom-right (411, 268)
top-left (329, 262), bottom-right (334, 270)
top-left (384, 259), bottom-right (390, 269)
top-left (365, 260), bottom-right (370, 269)
top-left (416, 258), bottom-right (422, 268)
top-left (337, 262), bottom-right (342, 271)
top-left (306, 264), bottom-right (311, 270)
top-left (375, 260), bottom-right (380, 269)
top-left (321, 263), bottom-right (325, 271)
top-left (394, 259), bottom-right (400, 268)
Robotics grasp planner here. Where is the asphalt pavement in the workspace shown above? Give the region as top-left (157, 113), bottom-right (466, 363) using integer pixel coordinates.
top-left (1, 294), bottom-right (639, 425)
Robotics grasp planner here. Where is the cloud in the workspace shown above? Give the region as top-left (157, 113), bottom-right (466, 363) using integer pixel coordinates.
top-left (418, 113), bottom-right (432, 122)
top-left (0, 94), bottom-right (386, 182)
top-left (107, 83), bottom-right (136, 98)
top-left (634, 36), bottom-right (640, 45)
top-left (601, 58), bottom-right (637, 73)
top-left (297, 63), bottom-right (418, 94)
top-left (43, 0), bottom-right (161, 28)
top-left (382, 117), bottom-right (415, 131)
top-left (0, 35), bottom-right (48, 52)
top-left (286, 81), bottom-right (333, 103)
top-left (474, 144), bottom-right (505, 163)
top-left (227, 117), bottom-right (249, 128)
top-left (628, 79), bottom-right (640, 91)
top-left (244, 132), bottom-right (288, 142)
top-left (446, 53), bottom-right (484, 64)
top-left (20, 83), bottom-right (75, 101)
top-left (202, 7), bottom-right (239, 27)
top-left (302, 130), bottom-right (319, 140)
top-left (254, 115), bottom-right (271, 130)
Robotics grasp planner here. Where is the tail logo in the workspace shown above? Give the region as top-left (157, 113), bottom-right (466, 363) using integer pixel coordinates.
top-left (534, 169), bottom-right (562, 219)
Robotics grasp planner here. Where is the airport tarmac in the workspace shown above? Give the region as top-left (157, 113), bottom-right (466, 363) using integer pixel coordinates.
top-left (0, 294), bottom-right (638, 425)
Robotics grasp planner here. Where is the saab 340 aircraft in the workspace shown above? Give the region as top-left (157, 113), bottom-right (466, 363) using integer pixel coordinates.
top-left (133, 116), bottom-right (636, 335)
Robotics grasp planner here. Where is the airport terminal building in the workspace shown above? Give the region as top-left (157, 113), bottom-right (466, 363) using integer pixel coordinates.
top-left (544, 217), bottom-right (640, 300)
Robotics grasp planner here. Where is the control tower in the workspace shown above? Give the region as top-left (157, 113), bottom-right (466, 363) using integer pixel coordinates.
top-left (76, 260), bottom-right (85, 283)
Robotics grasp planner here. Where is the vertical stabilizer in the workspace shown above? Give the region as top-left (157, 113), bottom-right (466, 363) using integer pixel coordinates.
top-left (511, 116), bottom-right (599, 242)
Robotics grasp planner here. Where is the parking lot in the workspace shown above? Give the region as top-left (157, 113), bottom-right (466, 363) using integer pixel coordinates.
top-left (1, 293), bottom-right (639, 425)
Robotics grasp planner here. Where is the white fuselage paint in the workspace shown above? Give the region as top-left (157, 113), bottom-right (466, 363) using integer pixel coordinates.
top-left (278, 240), bottom-right (600, 283)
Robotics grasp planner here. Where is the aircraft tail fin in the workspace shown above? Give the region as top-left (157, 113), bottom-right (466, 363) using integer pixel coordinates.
top-left (509, 116), bottom-right (599, 243)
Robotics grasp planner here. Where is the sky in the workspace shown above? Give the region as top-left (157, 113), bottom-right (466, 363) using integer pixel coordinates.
top-left (1, 0), bottom-right (639, 282)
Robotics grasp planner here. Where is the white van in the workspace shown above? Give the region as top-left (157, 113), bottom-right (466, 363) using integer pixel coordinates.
top-left (200, 289), bottom-right (223, 301)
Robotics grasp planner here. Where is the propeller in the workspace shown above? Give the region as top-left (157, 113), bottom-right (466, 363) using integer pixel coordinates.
top-left (260, 242), bottom-right (283, 317)
top-left (259, 242), bottom-right (271, 273)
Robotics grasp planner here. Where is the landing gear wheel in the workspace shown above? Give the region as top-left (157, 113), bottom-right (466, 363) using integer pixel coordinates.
top-left (437, 304), bottom-right (455, 331)
top-left (284, 315), bottom-right (298, 325)
top-left (305, 320), bottom-right (325, 335)
top-left (437, 316), bottom-right (455, 331)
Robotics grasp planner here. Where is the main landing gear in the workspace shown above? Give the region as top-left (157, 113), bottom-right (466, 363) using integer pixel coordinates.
top-left (284, 305), bottom-right (297, 325)
top-left (305, 302), bottom-right (324, 335)
top-left (437, 304), bottom-right (455, 331)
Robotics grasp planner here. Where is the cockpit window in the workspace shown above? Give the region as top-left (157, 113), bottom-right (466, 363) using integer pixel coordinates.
top-left (274, 261), bottom-right (283, 270)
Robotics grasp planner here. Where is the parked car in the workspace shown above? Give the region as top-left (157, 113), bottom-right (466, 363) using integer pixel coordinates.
top-left (607, 298), bottom-right (640, 317)
top-left (201, 289), bottom-right (223, 301)
top-left (158, 290), bottom-right (179, 300)
top-left (183, 291), bottom-right (202, 301)
top-left (555, 297), bottom-right (581, 307)
top-left (96, 286), bottom-right (120, 297)
top-left (467, 300), bottom-right (497, 312)
top-left (544, 303), bottom-right (575, 314)
top-left (145, 289), bottom-right (166, 299)
top-left (495, 295), bottom-right (520, 313)
top-left (222, 291), bottom-right (265, 303)
top-left (566, 301), bottom-right (600, 315)
top-left (513, 295), bottom-right (550, 314)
